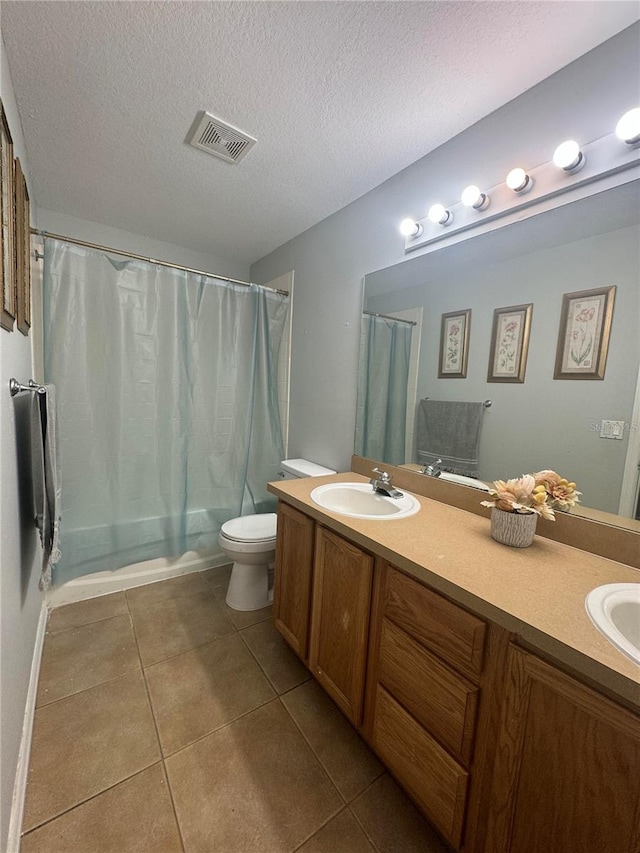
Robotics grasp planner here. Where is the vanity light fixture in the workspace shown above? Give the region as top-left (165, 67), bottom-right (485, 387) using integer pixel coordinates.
top-left (506, 167), bottom-right (533, 194)
top-left (428, 203), bottom-right (453, 226)
top-left (400, 121), bottom-right (640, 252)
top-left (553, 140), bottom-right (585, 173)
top-left (615, 107), bottom-right (640, 145)
top-left (399, 218), bottom-right (423, 238)
top-left (461, 185), bottom-right (490, 210)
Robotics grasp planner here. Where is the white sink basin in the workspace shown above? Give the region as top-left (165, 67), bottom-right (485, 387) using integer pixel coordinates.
top-left (310, 482), bottom-right (420, 520)
top-left (585, 583), bottom-right (640, 666)
top-left (439, 472), bottom-right (491, 491)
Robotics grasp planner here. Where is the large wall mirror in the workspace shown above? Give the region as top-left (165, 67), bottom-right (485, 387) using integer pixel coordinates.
top-left (356, 181), bottom-right (640, 526)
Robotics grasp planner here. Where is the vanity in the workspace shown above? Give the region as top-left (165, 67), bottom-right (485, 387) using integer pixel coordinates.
top-left (267, 466), bottom-right (640, 853)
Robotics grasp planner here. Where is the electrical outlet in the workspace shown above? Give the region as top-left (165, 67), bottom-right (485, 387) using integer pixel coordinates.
top-left (600, 420), bottom-right (625, 439)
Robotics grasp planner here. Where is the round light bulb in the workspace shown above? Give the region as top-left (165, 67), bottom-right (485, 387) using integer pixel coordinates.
top-left (399, 218), bottom-right (422, 238)
top-left (428, 203), bottom-right (453, 226)
top-left (615, 107), bottom-right (640, 145)
top-left (553, 140), bottom-right (584, 172)
top-left (506, 167), bottom-right (533, 193)
top-left (461, 185), bottom-right (489, 210)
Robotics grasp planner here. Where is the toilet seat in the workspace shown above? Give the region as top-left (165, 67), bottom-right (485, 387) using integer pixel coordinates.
top-left (220, 513), bottom-right (277, 543)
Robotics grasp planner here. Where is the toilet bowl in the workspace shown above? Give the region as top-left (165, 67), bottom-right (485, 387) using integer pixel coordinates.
top-left (219, 513), bottom-right (277, 611)
top-left (219, 459), bottom-right (337, 611)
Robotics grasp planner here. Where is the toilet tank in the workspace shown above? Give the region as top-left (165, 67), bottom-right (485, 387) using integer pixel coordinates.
top-left (277, 458), bottom-right (336, 480)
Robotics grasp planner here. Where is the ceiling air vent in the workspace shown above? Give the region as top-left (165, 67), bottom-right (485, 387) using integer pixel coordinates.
top-left (187, 112), bottom-right (257, 164)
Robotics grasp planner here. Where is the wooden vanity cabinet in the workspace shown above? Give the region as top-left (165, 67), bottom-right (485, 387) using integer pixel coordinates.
top-left (484, 645), bottom-right (640, 853)
top-left (364, 561), bottom-right (490, 850)
top-left (308, 526), bottom-right (374, 725)
top-left (272, 500), bottom-right (640, 853)
top-left (273, 502), bottom-right (315, 661)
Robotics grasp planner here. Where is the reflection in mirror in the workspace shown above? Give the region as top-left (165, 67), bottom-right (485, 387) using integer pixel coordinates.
top-left (357, 182), bottom-right (640, 525)
top-left (354, 311), bottom-right (418, 465)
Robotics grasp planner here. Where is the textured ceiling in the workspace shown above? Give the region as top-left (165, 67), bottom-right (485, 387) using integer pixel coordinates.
top-left (2, 1), bottom-right (639, 265)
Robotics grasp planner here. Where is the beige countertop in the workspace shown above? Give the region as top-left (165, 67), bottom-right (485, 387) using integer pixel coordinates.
top-left (268, 471), bottom-right (640, 710)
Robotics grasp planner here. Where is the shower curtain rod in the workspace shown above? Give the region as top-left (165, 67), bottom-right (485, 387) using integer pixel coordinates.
top-left (363, 310), bottom-right (416, 326)
top-left (31, 229), bottom-right (290, 296)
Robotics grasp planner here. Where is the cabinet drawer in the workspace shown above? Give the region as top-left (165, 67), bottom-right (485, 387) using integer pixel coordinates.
top-left (373, 685), bottom-right (469, 849)
top-left (379, 618), bottom-right (479, 766)
top-left (384, 566), bottom-right (486, 680)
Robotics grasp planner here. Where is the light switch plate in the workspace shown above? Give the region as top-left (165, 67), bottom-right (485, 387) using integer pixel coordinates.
top-left (600, 420), bottom-right (625, 439)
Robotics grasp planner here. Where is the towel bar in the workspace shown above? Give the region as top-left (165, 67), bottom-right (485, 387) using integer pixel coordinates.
top-left (424, 397), bottom-right (492, 408)
top-left (9, 378), bottom-right (46, 397)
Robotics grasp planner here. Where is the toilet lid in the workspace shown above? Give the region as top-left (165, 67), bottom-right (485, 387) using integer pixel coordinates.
top-left (221, 513), bottom-right (277, 542)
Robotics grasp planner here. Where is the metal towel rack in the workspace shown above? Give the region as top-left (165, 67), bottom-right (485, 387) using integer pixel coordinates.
top-left (9, 378), bottom-right (47, 397)
top-left (424, 397), bottom-right (492, 408)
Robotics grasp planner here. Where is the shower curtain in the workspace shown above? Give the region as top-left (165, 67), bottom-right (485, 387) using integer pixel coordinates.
top-left (43, 238), bottom-right (288, 585)
top-left (354, 313), bottom-right (412, 465)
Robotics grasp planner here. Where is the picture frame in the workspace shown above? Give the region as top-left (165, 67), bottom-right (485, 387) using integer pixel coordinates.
top-left (14, 157), bottom-right (31, 336)
top-left (438, 309), bottom-right (471, 378)
top-left (1, 101), bottom-right (15, 332)
top-left (554, 285), bottom-right (616, 380)
top-left (487, 303), bottom-right (533, 383)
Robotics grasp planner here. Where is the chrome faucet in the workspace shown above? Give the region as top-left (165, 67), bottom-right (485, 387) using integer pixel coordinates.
top-left (421, 458), bottom-right (443, 478)
top-left (370, 467), bottom-right (404, 499)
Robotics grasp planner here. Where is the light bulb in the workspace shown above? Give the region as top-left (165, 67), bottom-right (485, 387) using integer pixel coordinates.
top-left (461, 185), bottom-right (489, 210)
top-left (506, 167), bottom-right (533, 194)
top-left (553, 140), bottom-right (585, 173)
top-left (615, 107), bottom-right (640, 145)
top-left (399, 218), bottom-right (422, 238)
top-left (428, 203), bottom-right (453, 226)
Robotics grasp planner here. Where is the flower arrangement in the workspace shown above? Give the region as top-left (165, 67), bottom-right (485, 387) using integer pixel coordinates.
top-left (481, 470), bottom-right (581, 522)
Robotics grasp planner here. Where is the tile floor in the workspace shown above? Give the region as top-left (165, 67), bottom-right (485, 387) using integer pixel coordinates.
top-left (21, 566), bottom-right (448, 853)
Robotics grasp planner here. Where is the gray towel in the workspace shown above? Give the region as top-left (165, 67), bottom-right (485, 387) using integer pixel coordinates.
top-left (30, 385), bottom-right (61, 590)
top-left (416, 399), bottom-right (484, 477)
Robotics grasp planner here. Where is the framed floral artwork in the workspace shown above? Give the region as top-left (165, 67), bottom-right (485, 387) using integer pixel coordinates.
top-left (487, 303), bottom-right (533, 383)
top-left (438, 309), bottom-right (470, 378)
top-left (554, 286), bottom-right (616, 380)
top-left (14, 157), bottom-right (31, 336)
top-left (1, 101), bottom-right (15, 332)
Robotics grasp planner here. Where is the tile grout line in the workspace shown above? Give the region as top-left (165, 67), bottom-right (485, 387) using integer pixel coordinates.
top-left (289, 805), bottom-right (353, 853)
top-left (345, 776), bottom-right (390, 853)
top-left (159, 695), bottom-right (282, 762)
top-left (20, 762), bottom-right (164, 839)
top-left (237, 624), bottom-right (383, 810)
top-left (140, 628), bottom-right (240, 671)
top-left (279, 698), bottom-right (350, 806)
top-left (125, 591), bottom-right (188, 853)
top-left (35, 609), bottom-right (141, 709)
top-left (346, 802), bottom-right (383, 853)
top-left (46, 605), bottom-right (130, 636)
top-left (34, 666), bottom-right (142, 712)
top-left (125, 577), bottom-right (241, 668)
top-left (236, 621), bottom-right (311, 697)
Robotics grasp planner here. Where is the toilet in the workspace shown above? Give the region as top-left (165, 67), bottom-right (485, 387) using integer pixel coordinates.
top-left (219, 458), bottom-right (336, 611)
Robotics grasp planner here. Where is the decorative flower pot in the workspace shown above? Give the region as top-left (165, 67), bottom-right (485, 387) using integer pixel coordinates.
top-left (490, 507), bottom-right (538, 548)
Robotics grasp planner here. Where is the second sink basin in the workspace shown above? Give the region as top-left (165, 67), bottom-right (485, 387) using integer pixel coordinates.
top-left (585, 583), bottom-right (640, 666)
top-left (310, 482), bottom-right (420, 520)
top-left (439, 472), bottom-right (491, 491)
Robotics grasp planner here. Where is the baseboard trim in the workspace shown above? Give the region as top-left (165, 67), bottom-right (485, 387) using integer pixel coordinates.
top-left (6, 602), bottom-right (48, 853)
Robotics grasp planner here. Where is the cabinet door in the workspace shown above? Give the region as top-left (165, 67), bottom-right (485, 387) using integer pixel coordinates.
top-left (308, 527), bottom-right (374, 725)
top-left (273, 502), bottom-right (315, 661)
top-left (485, 646), bottom-right (640, 853)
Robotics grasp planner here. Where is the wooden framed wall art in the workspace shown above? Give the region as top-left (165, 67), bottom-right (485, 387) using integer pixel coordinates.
top-left (554, 286), bottom-right (616, 380)
top-left (487, 303), bottom-right (533, 383)
top-left (1, 101), bottom-right (15, 332)
top-left (14, 157), bottom-right (31, 336)
top-left (438, 309), bottom-right (471, 378)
